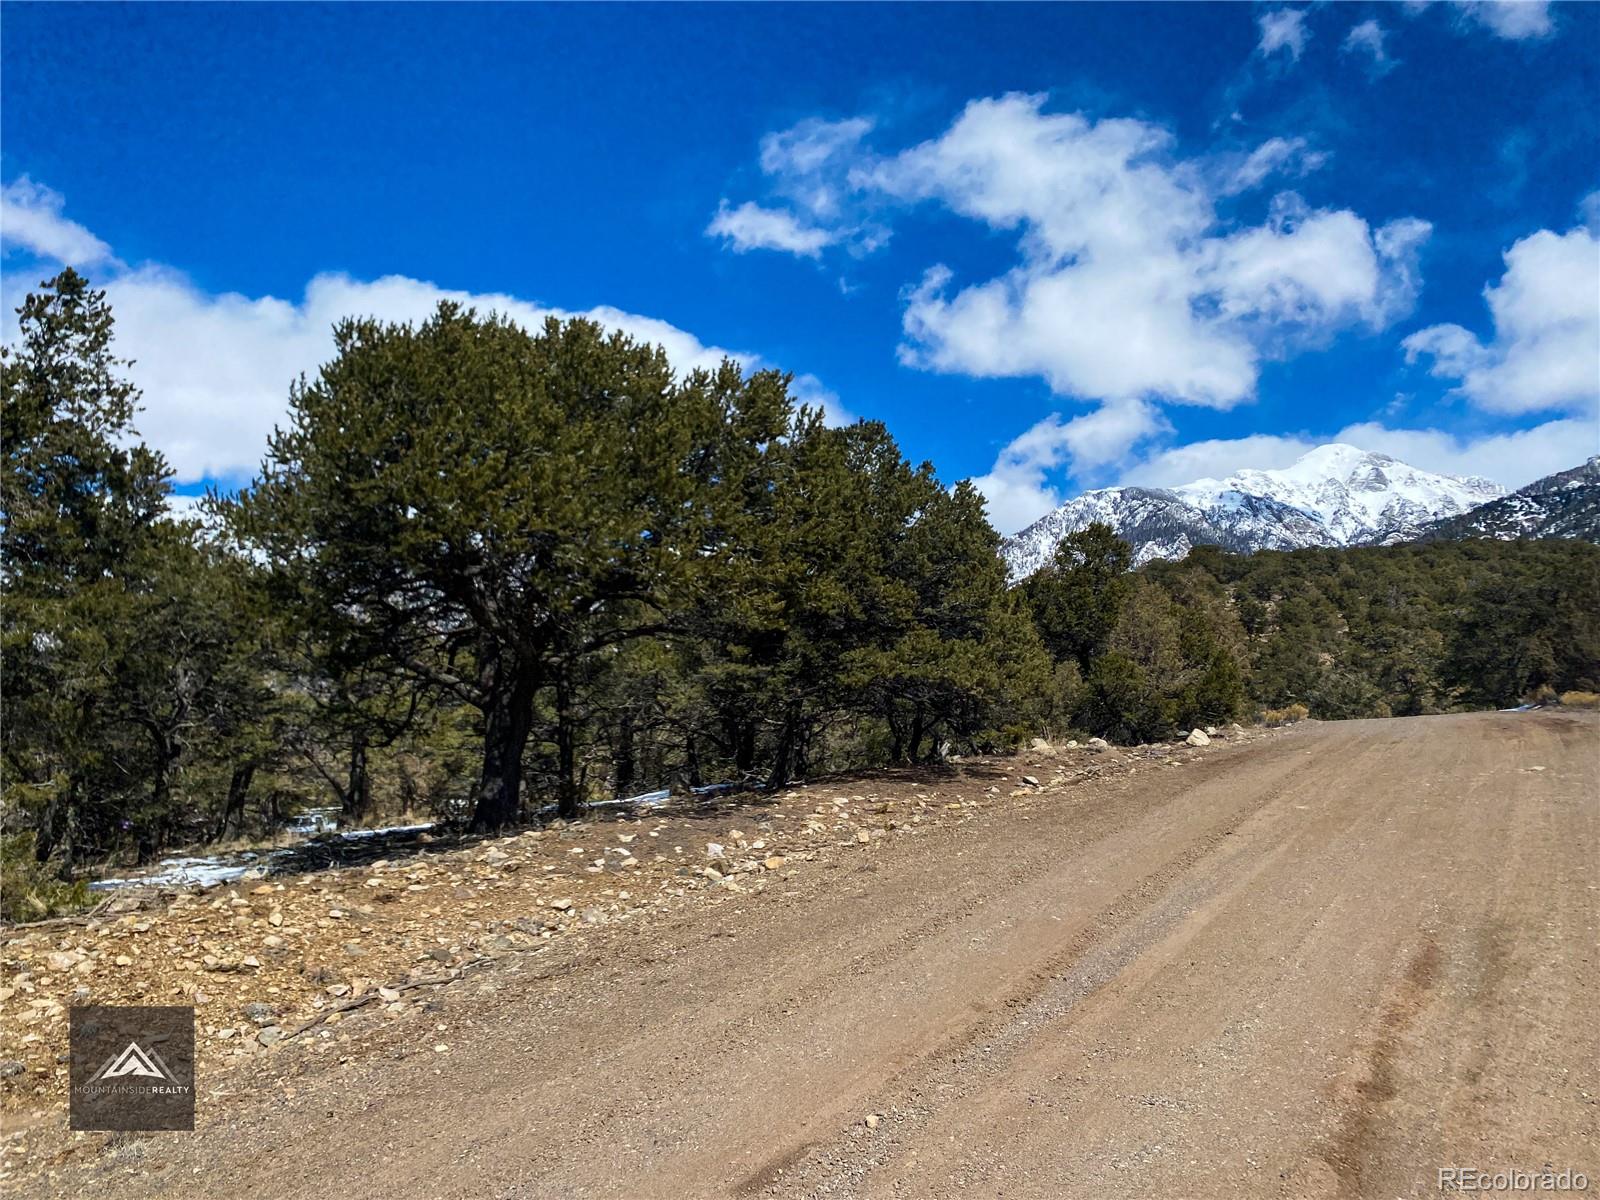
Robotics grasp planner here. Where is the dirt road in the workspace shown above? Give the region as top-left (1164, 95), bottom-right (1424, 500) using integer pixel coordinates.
top-left (16, 712), bottom-right (1599, 1199)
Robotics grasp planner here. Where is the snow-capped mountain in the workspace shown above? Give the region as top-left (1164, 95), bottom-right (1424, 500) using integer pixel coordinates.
top-left (1415, 456), bottom-right (1600, 544)
top-left (1001, 443), bottom-right (1506, 581)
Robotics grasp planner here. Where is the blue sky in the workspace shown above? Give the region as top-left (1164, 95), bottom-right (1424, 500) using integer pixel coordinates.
top-left (3, 1), bottom-right (1596, 531)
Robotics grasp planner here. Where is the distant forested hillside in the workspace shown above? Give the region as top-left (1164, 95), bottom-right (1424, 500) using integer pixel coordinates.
top-left (1141, 540), bottom-right (1600, 719)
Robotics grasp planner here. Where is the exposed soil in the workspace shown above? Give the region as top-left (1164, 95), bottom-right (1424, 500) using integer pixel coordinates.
top-left (3, 711), bottom-right (1596, 1199)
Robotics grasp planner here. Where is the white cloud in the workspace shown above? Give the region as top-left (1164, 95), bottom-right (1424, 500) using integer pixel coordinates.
top-left (89, 268), bottom-right (762, 482)
top-left (874, 96), bottom-right (1427, 414)
top-left (759, 116), bottom-right (874, 184)
top-left (1453, 1), bottom-right (1553, 39)
top-left (731, 93), bottom-right (1436, 528)
top-left (717, 100), bottom-right (1424, 472)
top-left (969, 399), bottom-right (1168, 533)
top-left (1120, 433), bottom-right (1319, 487)
top-left (0, 177), bottom-right (116, 268)
top-left (1404, 220), bottom-right (1599, 416)
top-left (707, 200), bottom-right (835, 257)
top-left (1342, 19), bottom-right (1395, 70)
top-left (3, 178), bottom-right (849, 483)
top-left (706, 116), bottom-right (884, 260)
top-left (1205, 202), bottom-right (1429, 331)
top-left (1581, 190), bottom-right (1600, 234)
top-left (1222, 136), bottom-right (1328, 194)
top-left (1121, 418), bottom-right (1595, 492)
top-left (1257, 9), bottom-right (1311, 60)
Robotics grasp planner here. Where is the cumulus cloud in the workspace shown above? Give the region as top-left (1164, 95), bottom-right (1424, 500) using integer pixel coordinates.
top-left (1121, 418), bottom-right (1594, 493)
top-left (89, 269), bottom-right (757, 481)
top-left (1257, 9), bottom-right (1311, 60)
top-left (1342, 19), bottom-right (1395, 71)
top-left (718, 94), bottom-right (1429, 530)
top-left (706, 200), bottom-right (836, 257)
top-left (1, 177), bottom-right (116, 268)
top-left (788, 372), bottom-right (859, 428)
top-left (876, 96), bottom-right (1428, 409)
top-left (760, 116), bottom-right (874, 185)
top-left (970, 400), bottom-right (1169, 533)
top-left (2, 179), bottom-right (849, 482)
top-left (706, 116), bottom-right (885, 259)
top-left (716, 99), bottom-right (1422, 447)
top-left (1403, 219), bottom-right (1599, 416)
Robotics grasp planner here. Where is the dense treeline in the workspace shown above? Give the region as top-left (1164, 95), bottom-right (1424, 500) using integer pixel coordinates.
top-left (1143, 539), bottom-right (1600, 719)
top-left (4, 271), bottom-right (1596, 898)
top-left (3, 271), bottom-right (1052, 883)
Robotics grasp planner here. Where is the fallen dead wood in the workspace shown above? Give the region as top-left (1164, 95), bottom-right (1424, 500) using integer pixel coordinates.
top-left (283, 966), bottom-right (471, 1039)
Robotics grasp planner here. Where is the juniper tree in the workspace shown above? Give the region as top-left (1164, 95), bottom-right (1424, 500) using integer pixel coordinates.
top-left (2, 270), bottom-right (174, 867)
top-left (1019, 522), bottom-right (1134, 671)
top-left (231, 305), bottom-right (788, 827)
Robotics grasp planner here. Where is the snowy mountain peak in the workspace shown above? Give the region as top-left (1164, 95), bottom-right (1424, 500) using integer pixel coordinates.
top-left (1174, 444), bottom-right (1502, 545)
top-left (1000, 443), bottom-right (1508, 582)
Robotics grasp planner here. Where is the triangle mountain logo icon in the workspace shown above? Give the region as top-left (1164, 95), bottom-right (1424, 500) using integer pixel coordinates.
top-left (89, 1041), bottom-right (174, 1084)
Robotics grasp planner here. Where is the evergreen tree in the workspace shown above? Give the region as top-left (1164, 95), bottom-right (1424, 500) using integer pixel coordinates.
top-left (2, 270), bottom-right (175, 868)
top-left (1020, 523), bottom-right (1133, 670)
top-left (230, 306), bottom-right (787, 827)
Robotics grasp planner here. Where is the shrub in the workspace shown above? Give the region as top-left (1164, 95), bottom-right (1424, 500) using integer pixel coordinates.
top-left (1526, 684), bottom-right (1560, 707)
top-left (1260, 703), bottom-right (1309, 727)
top-left (1558, 690), bottom-right (1600, 709)
top-left (0, 833), bottom-right (92, 923)
top-left (1077, 651), bottom-right (1175, 744)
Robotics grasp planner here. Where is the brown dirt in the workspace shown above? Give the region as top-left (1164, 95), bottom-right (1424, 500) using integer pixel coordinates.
top-left (4, 711), bottom-right (1596, 1199)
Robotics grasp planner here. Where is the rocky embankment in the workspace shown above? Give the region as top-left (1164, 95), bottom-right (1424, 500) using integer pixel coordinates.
top-left (0, 725), bottom-right (1252, 1130)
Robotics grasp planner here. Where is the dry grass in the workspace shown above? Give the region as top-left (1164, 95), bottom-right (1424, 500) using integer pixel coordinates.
top-left (1558, 690), bottom-right (1600, 709)
top-left (1260, 703), bottom-right (1310, 727)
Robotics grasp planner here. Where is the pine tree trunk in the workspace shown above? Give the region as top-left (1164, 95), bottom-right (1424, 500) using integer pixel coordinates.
top-left (556, 676), bottom-right (581, 819)
top-left (36, 777), bottom-right (78, 876)
top-left (613, 709), bottom-right (636, 794)
top-left (213, 763), bottom-right (255, 841)
top-left (470, 663), bottom-right (536, 832)
top-left (342, 732), bottom-right (370, 824)
top-left (766, 703), bottom-right (803, 789)
top-left (733, 720), bottom-right (756, 775)
top-left (686, 733), bottom-right (703, 789)
top-left (138, 758), bottom-right (174, 865)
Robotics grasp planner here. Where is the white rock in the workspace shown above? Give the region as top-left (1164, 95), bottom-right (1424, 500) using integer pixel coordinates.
top-left (1185, 729), bottom-right (1211, 747)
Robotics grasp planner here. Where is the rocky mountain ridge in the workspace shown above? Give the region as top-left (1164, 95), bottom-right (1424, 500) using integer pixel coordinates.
top-left (1001, 443), bottom-right (1509, 580)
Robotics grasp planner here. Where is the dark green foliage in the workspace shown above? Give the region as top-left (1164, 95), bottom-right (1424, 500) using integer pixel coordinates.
top-left (1018, 525), bottom-right (1245, 741)
top-left (1018, 523), bottom-right (1132, 670)
top-left (2, 272), bottom-right (279, 878)
top-left (1024, 523), bottom-right (1594, 738)
top-left (1149, 538), bottom-right (1600, 718)
top-left (229, 307), bottom-right (787, 827)
top-left (5, 274), bottom-right (1595, 905)
top-left (225, 301), bottom-right (1048, 823)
